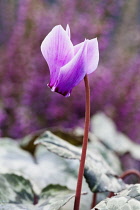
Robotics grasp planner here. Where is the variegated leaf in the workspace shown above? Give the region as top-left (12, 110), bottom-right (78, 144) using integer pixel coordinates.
top-left (0, 173), bottom-right (34, 204)
top-left (37, 184), bottom-right (76, 209)
top-left (35, 131), bottom-right (126, 193)
top-left (91, 112), bottom-right (140, 160)
top-left (92, 184), bottom-right (140, 210)
top-left (0, 174), bottom-right (78, 210)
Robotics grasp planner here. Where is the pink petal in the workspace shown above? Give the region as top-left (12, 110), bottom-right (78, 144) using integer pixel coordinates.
top-left (41, 25), bottom-right (74, 87)
top-left (74, 38), bottom-right (99, 74)
top-left (54, 40), bottom-right (88, 97)
top-left (86, 38), bottom-right (99, 74)
top-left (74, 42), bottom-right (83, 55)
top-left (66, 24), bottom-right (71, 38)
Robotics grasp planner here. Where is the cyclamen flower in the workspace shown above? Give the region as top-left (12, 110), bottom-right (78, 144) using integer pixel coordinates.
top-left (41, 25), bottom-right (99, 97)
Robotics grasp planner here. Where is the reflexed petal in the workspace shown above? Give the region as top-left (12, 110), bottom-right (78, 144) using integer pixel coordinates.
top-left (86, 38), bottom-right (99, 74)
top-left (66, 24), bottom-right (71, 38)
top-left (41, 25), bottom-right (74, 87)
top-left (54, 40), bottom-right (88, 97)
top-left (74, 38), bottom-right (99, 74)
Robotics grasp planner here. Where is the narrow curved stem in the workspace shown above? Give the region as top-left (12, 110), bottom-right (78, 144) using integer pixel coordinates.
top-left (74, 75), bottom-right (90, 210)
top-left (91, 193), bottom-right (97, 208)
top-left (108, 169), bottom-right (140, 199)
top-left (120, 169), bottom-right (140, 183)
top-left (108, 192), bottom-right (114, 198)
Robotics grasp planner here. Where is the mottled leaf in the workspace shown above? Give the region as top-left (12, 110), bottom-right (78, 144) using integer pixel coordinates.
top-left (0, 138), bottom-right (35, 173)
top-left (0, 139), bottom-right (89, 209)
top-left (35, 146), bottom-right (93, 210)
top-left (0, 204), bottom-right (34, 210)
top-left (0, 138), bottom-right (76, 194)
top-left (84, 154), bottom-right (124, 193)
top-left (0, 173), bottom-right (34, 204)
top-left (89, 140), bottom-right (122, 174)
top-left (52, 128), bottom-right (83, 146)
top-left (35, 131), bottom-right (126, 193)
top-left (37, 184), bottom-right (76, 209)
top-left (20, 128), bottom-right (83, 158)
top-left (35, 131), bottom-right (80, 160)
top-left (92, 184), bottom-right (140, 210)
top-left (0, 174), bottom-right (80, 210)
top-left (34, 146), bottom-right (78, 191)
top-left (0, 138), bottom-right (41, 193)
top-left (91, 112), bottom-right (140, 160)
top-left (75, 128), bottom-right (122, 174)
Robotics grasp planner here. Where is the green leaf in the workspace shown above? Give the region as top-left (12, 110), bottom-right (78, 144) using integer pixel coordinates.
top-left (35, 131), bottom-right (126, 193)
top-left (51, 129), bottom-right (83, 146)
top-left (91, 112), bottom-right (140, 160)
top-left (89, 140), bottom-right (122, 174)
top-left (35, 131), bottom-right (81, 160)
top-left (20, 128), bottom-right (82, 156)
top-left (0, 138), bottom-right (40, 192)
top-left (37, 184), bottom-right (76, 209)
top-left (75, 128), bottom-right (122, 174)
top-left (92, 184), bottom-right (140, 210)
top-left (35, 146), bottom-right (93, 210)
top-left (0, 139), bottom-right (88, 209)
top-left (0, 138), bottom-right (78, 194)
top-left (34, 146), bottom-right (78, 191)
top-left (0, 204), bottom-right (34, 210)
top-left (0, 174), bottom-right (79, 210)
top-left (0, 174), bottom-right (34, 204)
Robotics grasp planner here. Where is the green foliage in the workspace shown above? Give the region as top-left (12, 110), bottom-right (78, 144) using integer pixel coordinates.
top-left (92, 184), bottom-right (140, 210)
top-left (92, 113), bottom-right (140, 160)
top-left (38, 184), bottom-right (76, 209)
top-left (0, 173), bottom-right (76, 210)
top-left (0, 174), bottom-right (33, 204)
top-left (35, 131), bottom-right (126, 193)
top-left (0, 128), bottom-right (139, 209)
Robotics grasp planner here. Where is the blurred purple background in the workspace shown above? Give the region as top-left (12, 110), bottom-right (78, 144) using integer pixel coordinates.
top-left (0, 0), bottom-right (140, 143)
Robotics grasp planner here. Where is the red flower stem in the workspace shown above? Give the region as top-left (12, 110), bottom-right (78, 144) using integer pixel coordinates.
top-left (91, 193), bottom-right (97, 208)
top-left (74, 75), bottom-right (90, 210)
top-left (120, 169), bottom-right (140, 182)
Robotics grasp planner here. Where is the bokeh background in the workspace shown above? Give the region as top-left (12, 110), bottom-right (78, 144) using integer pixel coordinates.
top-left (0, 0), bottom-right (140, 143)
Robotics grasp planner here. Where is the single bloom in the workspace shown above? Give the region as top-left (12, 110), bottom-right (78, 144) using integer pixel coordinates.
top-left (41, 25), bottom-right (99, 97)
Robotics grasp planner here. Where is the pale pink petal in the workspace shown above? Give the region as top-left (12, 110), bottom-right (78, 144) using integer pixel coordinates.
top-left (86, 38), bottom-right (99, 74)
top-left (41, 25), bottom-right (74, 87)
top-left (66, 24), bottom-right (71, 38)
top-left (74, 42), bottom-right (83, 55)
top-left (53, 40), bottom-right (88, 97)
top-left (74, 38), bottom-right (99, 74)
